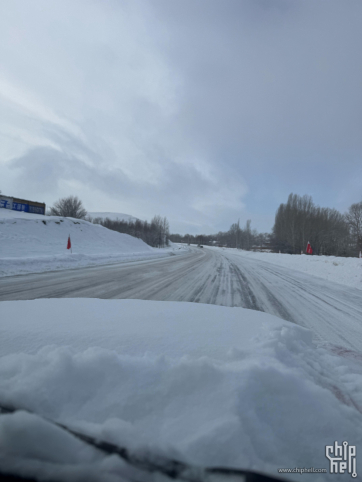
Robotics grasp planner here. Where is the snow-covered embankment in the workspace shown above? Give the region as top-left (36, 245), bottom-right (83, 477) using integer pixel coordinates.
top-left (0, 210), bottom-right (184, 277)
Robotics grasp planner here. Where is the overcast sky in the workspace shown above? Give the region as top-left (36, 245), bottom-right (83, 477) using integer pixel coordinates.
top-left (0, 0), bottom-right (361, 234)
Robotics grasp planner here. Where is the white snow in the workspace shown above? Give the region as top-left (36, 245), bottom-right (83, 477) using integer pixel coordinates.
top-left (208, 247), bottom-right (362, 291)
top-left (0, 210), bottom-right (185, 277)
top-left (88, 212), bottom-right (138, 222)
top-left (0, 299), bottom-right (361, 481)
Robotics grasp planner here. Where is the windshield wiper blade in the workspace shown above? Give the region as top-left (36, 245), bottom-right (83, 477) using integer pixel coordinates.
top-left (0, 403), bottom-right (287, 482)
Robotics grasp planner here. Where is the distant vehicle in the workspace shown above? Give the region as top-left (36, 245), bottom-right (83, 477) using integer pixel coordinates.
top-left (198, 245), bottom-right (203, 248)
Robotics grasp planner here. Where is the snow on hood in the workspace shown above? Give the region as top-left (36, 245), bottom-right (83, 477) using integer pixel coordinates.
top-left (0, 299), bottom-right (361, 481)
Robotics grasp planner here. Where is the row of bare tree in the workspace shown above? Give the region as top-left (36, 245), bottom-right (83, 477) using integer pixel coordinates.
top-left (273, 193), bottom-right (362, 256)
top-left (93, 215), bottom-right (170, 248)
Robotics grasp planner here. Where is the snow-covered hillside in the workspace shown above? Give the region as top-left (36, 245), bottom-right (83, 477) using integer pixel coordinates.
top-left (208, 246), bottom-right (362, 291)
top-left (0, 299), bottom-right (360, 481)
top-left (0, 210), bottom-right (181, 277)
top-left (88, 211), bottom-right (138, 222)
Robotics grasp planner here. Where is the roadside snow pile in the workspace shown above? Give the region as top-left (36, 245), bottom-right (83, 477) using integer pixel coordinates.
top-left (0, 299), bottom-right (361, 481)
top-left (218, 247), bottom-right (362, 291)
top-left (0, 210), bottom-right (184, 277)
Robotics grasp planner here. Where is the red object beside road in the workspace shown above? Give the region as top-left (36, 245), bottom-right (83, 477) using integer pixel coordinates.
top-left (306, 242), bottom-right (313, 254)
top-left (67, 236), bottom-right (71, 250)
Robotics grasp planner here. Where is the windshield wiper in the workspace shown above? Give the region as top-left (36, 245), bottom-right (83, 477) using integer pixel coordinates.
top-left (0, 403), bottom-right (288, 482)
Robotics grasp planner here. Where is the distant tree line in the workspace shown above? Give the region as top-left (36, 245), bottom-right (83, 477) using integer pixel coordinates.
top-left (171, 194), bottom-right (362, 258)
top-left (170, 219), bottom-right (270, 250)
top-left (92, 215), bottom-right (170, 248)
top-left (48, 194), bottom-right (362, 257)
top-left (272, 193), bottom-right (362, 256)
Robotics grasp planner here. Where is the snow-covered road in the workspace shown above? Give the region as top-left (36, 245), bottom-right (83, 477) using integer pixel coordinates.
top-left (1, 247), bottom-right (362, 351)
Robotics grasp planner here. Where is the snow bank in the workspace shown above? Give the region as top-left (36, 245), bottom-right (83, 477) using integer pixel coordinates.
top-left (215, 247), bottom-right (362, 291)
top-left (0, 210), bottom-right (185, 277)
top-left (0, 299), bottom-right (361, 481)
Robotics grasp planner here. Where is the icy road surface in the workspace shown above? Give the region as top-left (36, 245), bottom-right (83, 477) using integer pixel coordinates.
top-left (1, 247), bottom-right (362, 351)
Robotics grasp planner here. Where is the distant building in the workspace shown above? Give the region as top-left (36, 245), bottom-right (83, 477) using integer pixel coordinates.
top-left (251, 245), bottom-right (275, 252)
top-left (0, 195), bottom-right (46, 215)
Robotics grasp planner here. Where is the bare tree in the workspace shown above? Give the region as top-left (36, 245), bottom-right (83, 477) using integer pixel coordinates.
top-left (49, 196), bottom-right (87, 219)
top-left (229, 222), bottom-right (239, 248)
top-left (150, 215), bottom-right (170, 248)
top-left (245, 219), bottom-right (251, 250)
top-left (162, 217), bottom-right (170, 247)
top-left (345, 201), bottom-right (362, 252)
top-left (98, 215), bottom-right (170, 248)
top-left (273, 193), bottom-right (351, 255)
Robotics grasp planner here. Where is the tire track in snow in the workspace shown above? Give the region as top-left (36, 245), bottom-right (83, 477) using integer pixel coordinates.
top-left (1, 246), bottom-right (362, 350)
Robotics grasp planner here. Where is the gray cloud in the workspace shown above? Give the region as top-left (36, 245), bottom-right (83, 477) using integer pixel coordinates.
top-left (1, 0), bottom-right (361, 234)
